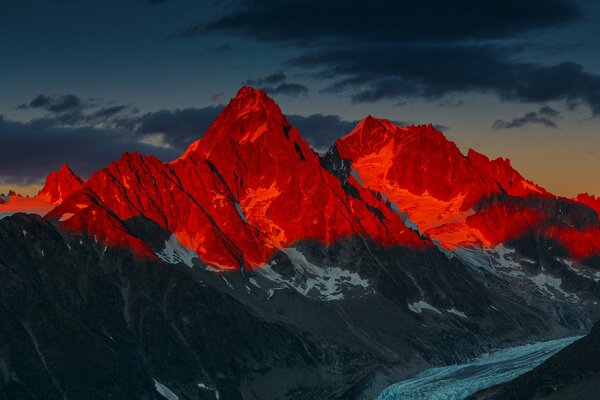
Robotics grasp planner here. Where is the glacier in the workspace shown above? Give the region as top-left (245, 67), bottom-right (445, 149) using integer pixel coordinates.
top-left (377, 335), bottom-right (581, 400)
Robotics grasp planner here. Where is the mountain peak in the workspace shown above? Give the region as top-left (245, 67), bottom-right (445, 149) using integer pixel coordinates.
top-left (37, 163), bottom-right (83, 205)
top-left (177, 86), bottom-right (289, 161)
top-left (576, 193), bottom-right (600, 215)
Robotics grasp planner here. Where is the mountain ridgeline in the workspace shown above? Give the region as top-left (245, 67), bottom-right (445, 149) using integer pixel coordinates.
top-left (0, 87), bottom-right (598, 400)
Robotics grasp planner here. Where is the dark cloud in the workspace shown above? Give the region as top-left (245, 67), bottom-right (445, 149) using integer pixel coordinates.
top-left (244, 73), bottom-right (309, 97)
top-left (539, 105), bottom-right (560, 117)
top-left (132, 106), bottom-right (223, 149)
top-left (146, 0), bottom-right (169, 5)
top-left (18, 94), bottom-right (84, 113)
top-left (175, 0), bottom-right (600, 115)
top-left (91, 105), bottom-right (130, 119)
top-left (0, 115), bottom-right (178, 186)
top-left (262, 83), bottom-right (308, 98)
top-left (16, 94), bottom-right (131, 126)
top-left (290, 45), bottom-right (600, 114)
top-left (1, 99), bottom-right (221, 184)
top-left (287, 114), bottom-right (358, 150)
top-left (177, 0), bottom-right (580, 43)
top-left (245, 72), bottom-right (286, 86)
top-left (492, 106), bottom-right (560, 129)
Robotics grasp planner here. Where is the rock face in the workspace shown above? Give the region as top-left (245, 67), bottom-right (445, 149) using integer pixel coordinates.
top-left (333, 116), bottom-right (598, 264)
top-left (470, 320), bottom-right (600, 400)
top-left (0, 87), bottom-right (599, 399)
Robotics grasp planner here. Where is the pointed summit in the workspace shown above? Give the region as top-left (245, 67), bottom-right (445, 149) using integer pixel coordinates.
top-left (37, 163), bottom-right (84, 205)
top-left (177, 86), bottom-right (289, 160)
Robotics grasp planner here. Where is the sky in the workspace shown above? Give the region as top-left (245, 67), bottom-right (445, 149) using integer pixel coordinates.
top-left (0, 0), bottom-right (599, 197)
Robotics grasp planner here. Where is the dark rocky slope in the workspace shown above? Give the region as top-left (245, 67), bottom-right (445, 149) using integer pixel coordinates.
top-left (0, 212), bottom-right (582, 400)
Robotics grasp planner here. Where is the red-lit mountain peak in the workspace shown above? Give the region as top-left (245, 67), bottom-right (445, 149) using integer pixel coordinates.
top-left (178, 86), bottom-right (289, 161)
top-left (174, 88), bottom-right (426, 257)
top-left (576, 193), bottom-right (600, 216)
top-left (337, 118), bottom-right (499, 210)
top-left (37, 163), bottom-right (84, 205)
top-left (466, 149), bottom-right (549, 198)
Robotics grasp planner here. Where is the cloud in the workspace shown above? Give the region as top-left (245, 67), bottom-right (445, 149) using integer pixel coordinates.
top-left (16, 94), bottom-right (131, 126)
top-left (539, 105), bottom-right (560, 117)
top-left (132, 106), bottom-right (224, 149)
top-left (91, 105), bottom-right (130, 119)
top-left (291, 45), bottom-right (600, 114)
top-left (0, 115), bottom-right (178, 186)
top-left (262, 83), bottom-right (308, 98)
top-left (177, 0), bottom-right (580, 43)
top-left (210, 92), bottom-right (224, 103)
top-left (492, 106), bottom-right (560, 129)
top-left (17, 94), bottom-right (84, 113)
top-left (244, 73), bottom-right (309, 97)
top-left (1, 98), bottom-right (221, 184)
top-left (146, 0), bottom-right (169, 5)
top-left (287, 114), bottom-right (358, 150)
top-left (173, 0), bottom-right (600, 115)
top-left (245, 72), bottom-right (286, 86)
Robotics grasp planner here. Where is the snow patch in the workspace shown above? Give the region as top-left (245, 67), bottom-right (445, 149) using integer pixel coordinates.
top-left (529, 272), bottom-right (578, 302)
top-left (256, 247), bottom-right (371, 301)
top-left (197, 383), bottom-right (220, 399)
top-left (408, 300), bottom-right (441, 314)
top-left (249, 277), bottom-right (261, 288)
top-left (157, 235), bottom-right (198, 268)
top-left (153, 380), bottom-right (178, 400)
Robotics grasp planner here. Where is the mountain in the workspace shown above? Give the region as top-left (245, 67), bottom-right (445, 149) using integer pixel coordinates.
top-left (0, 87), bottom-right (599, 400)
top-left (36, 163), bottom-right (83, 205)
top-left (46, 87), bottom-right (425, 269)
top-left (332, 116), bottom-right (598, 263)
top-left (470, 319), bottom-right (600, 400)
top-left (0, 166), bottom-right (82, 219)
top-left (576, 193), bottom-right (600, 216)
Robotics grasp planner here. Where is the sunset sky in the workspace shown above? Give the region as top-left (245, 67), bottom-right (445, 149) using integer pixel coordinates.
top-left (1, 0), bottom-right (599, 197)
